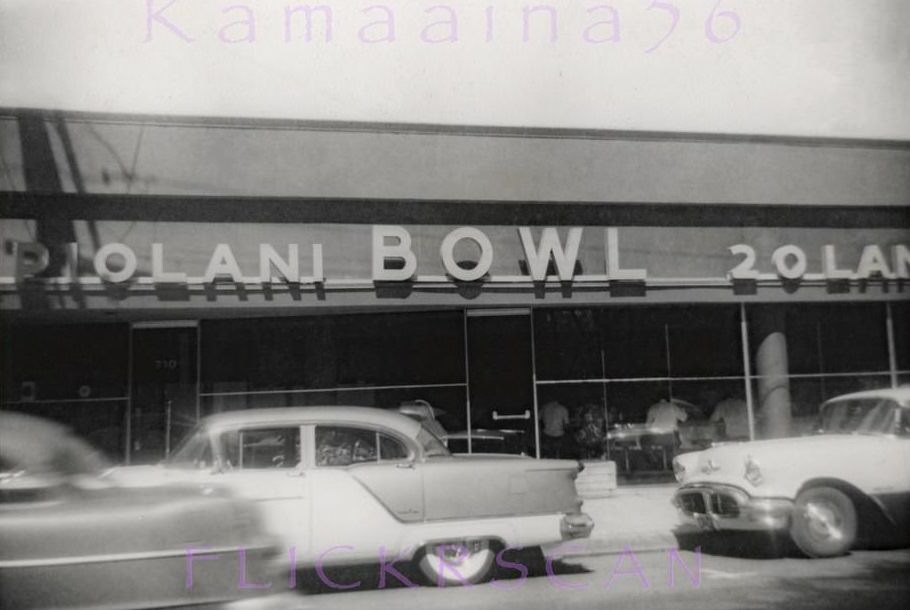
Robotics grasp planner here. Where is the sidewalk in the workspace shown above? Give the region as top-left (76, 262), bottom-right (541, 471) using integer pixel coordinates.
top-left (564, 484), bottom-right (682, 557)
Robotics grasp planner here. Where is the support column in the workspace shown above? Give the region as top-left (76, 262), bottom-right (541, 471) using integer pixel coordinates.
top-left (753, 307), bottom-right (792, 438)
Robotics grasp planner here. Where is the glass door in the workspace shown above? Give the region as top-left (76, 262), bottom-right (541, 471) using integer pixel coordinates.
top-left (465, 309), bottom-right (536, 456)
top-left (129, 322), bottom-right (198, 464)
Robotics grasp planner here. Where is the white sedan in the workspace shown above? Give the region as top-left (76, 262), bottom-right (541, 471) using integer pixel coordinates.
top-left (114, 406), bottom-right (593, 585)
top-left (673, 388), bottom-right (910, 557)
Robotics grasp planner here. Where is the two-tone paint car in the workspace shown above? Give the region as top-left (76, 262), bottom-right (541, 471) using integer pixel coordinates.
top-left (113, 406), bottom-right (594, 585)
top-left (672, 388), bottom-right (910, 557)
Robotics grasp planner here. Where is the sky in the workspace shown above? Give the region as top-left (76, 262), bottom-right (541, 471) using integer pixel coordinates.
top-left (1, 0), bottom-right (909, 138)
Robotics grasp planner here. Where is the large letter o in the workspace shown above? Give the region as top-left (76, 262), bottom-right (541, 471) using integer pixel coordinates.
top-left (771, 245), bottom-right (807, 280)
top-left (440, 228), bottom-right (494, 282)
top-left (93, 243), bottom-right (137, 283)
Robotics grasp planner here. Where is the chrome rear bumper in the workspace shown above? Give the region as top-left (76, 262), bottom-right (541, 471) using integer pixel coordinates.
top-left (561, 512), bottom-right (595, 539)
top-left (673, 485), bottom-right (793, 532)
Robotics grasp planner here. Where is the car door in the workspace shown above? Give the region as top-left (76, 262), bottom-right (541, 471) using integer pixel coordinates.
top-left (306, 424), bottom-right (423, 562)
top-left (208, 425), bottom-right (310, 554)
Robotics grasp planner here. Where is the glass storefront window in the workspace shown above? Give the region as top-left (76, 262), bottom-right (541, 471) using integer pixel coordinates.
top-left (1, 323), bottom-right (129, 460)
top-left (534, 309), bottom-right (601, 381)
top-left (200, 312), bottom-right (468, 432)
top-left (533, 305), bottom-right (743, 482)
top-left (749, 303), bottom-right (893, 437)
top-left (783, 304), bottom-right (889, 375)
top-left (2, 323), bottom-right (129, 400)
top-left (601, 309), bottom-right (670, 380)
top-left (666, 307), bottom-right (743, 378)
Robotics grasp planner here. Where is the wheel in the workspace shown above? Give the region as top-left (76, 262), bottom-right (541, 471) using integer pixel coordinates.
top-left (790, 486), bottom-right (857, 558)
top-left (416, 540), bottom-right (496, 586)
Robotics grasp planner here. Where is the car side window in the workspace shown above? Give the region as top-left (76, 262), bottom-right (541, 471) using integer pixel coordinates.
top-left (379, 433), bottom-right (409, 461)
top-left (315, 426), bottom-right (410, 466)
top-left (218, 427), bottom-right (301, 469)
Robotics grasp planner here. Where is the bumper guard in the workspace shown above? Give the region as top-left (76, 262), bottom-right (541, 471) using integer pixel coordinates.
top-left (673, 485), bottom-right (793, 532)
top-left (560, 512), bottom-right (595, 540)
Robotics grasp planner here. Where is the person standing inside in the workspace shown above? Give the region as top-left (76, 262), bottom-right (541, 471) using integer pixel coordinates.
top-left (646, 397), bottom-right (689, 433)
top-left (645, 397), bottom-right (688, 463)
top-left (539, 400), bottom-right (570, 458)
top-left (575, 405), bottom-right (606, 459)
top-left (710, 395), bottom-right (751, 441)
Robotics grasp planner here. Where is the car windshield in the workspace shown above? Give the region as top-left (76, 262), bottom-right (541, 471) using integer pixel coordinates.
top-left (418, 426), bottom-right (450, 458)
top-left (817, 398), bottom-right (909, 436)
top-left (168, 426), bottom-right (212, 468)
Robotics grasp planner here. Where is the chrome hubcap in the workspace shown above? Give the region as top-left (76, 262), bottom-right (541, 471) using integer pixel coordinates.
top-left (422, 540), bottom-right (492, 582)
top-left (803, 501), bottom-right (843, 541)
top-left (439, 544), bottom-right (468, 564)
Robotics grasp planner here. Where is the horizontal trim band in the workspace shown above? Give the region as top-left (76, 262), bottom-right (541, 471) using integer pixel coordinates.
top-left (0, 544), bottom-right (273, 569)
top-left (536, 370), bottom-right (905, 385)
top-left (200, 382), bottom-right (466, 398)
top-left (3, 107), bottom-right (910, 150)
top-left (1, 397), bottom-right (128, 406)
top-left (1, 276), bottom-right (905, 292)
top-left (2, 192), bottom-right (907, 227)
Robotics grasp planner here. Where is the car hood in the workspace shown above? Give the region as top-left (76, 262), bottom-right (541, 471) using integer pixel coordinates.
top-left (108, 463), bottom-right (204, 486)
top-left (676, 433), bottom-right (893, 493)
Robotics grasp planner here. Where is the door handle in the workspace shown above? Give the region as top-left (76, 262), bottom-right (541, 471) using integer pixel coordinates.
top-left (493, 410), bottom-right (531, 421)
top-left (396, 462), bottom-right (415, 469)
top-left (286, 469), bottom-right (306, 478)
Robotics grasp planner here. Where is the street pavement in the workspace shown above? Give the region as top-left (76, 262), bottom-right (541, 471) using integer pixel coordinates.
top-left (267, 546), bottom-right (910, 610)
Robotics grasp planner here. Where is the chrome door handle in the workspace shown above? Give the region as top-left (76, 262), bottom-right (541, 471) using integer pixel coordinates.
top-left (395, 462), bottom-right (415, 469)
top-left (493, 410), bottom-right (531, 421)
top-left (286, 469), bottom-right (306, 477)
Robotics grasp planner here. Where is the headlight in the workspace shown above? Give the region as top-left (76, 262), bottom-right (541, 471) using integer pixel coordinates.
top-left (672, 457), bottom-right (686, 482)
top-left (743, 455), bottom-right (763, 487)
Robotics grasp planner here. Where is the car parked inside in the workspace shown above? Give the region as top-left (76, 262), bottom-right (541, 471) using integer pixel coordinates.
top-left (114, 406), bottom-right (594, 585)
top-left (672, 388), bottom-right (910, 557)
top-left (395, 402), bottom-right (528, 455)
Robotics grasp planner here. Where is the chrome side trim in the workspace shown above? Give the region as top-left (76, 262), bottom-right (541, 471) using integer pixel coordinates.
top-left (0, 543), bottom-right (275, 569)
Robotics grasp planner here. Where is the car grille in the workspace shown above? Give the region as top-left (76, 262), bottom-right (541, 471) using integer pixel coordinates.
top-left (678, 489), bottom-right (740, 518)
top-left (711, 493), bottom-right (740, 517)
top-left (678, 492), bottom-right (707, 514)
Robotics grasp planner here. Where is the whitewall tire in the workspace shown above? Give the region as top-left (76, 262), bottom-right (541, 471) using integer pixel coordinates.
top-left (790, 486), bottom-right (857, 558)
top-left (416, 540), bottom-right (496, 586)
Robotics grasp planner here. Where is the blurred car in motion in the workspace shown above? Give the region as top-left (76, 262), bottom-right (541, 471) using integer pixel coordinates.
top-left (672, 388), bottom-right (910, 558)
top-left (114, 406), bottom-right (593, 586)
top-left (0, 412), bottom-right (284, 610)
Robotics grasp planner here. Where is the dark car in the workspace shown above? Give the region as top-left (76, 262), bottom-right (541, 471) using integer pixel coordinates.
top-left (0, 412), bottom-right (286, 609)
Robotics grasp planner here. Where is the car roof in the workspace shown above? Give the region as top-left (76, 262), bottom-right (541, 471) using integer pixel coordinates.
top-left (0, 411), bottom-right (109, 472)
top-left (203, 406), bottom-right (423, 436)
top-left (823, 387), bottom-right (910, 407)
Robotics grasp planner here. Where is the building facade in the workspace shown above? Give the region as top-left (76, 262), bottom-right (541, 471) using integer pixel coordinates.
top-left (1, 110), bottom-right (908, 479)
